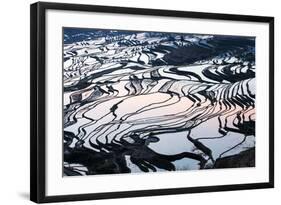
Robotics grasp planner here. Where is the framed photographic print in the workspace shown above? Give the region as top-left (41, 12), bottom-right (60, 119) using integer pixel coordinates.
top-left (30, 1), bottom-right (274, 203)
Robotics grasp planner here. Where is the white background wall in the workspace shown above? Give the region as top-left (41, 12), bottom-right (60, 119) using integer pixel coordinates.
top-left (0, 0), bottom-right (279, 204)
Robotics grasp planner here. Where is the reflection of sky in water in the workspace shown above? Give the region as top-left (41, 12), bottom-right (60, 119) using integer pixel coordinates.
top-left (65, 91), bottom-right (255, 170)
top-left (148, 116), bottom-right (255, 168)
top-left (63, 29), bottom-right (256, 174)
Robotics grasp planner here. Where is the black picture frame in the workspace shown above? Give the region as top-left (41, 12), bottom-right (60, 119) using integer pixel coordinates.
top-left (30, 1), bottom-right (274, 203)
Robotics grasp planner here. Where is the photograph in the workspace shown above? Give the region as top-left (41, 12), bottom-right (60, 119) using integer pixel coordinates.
top-left (30, 2), bottom-right (274, 202)
top-left (63, 28), bottom-right (256, 176)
